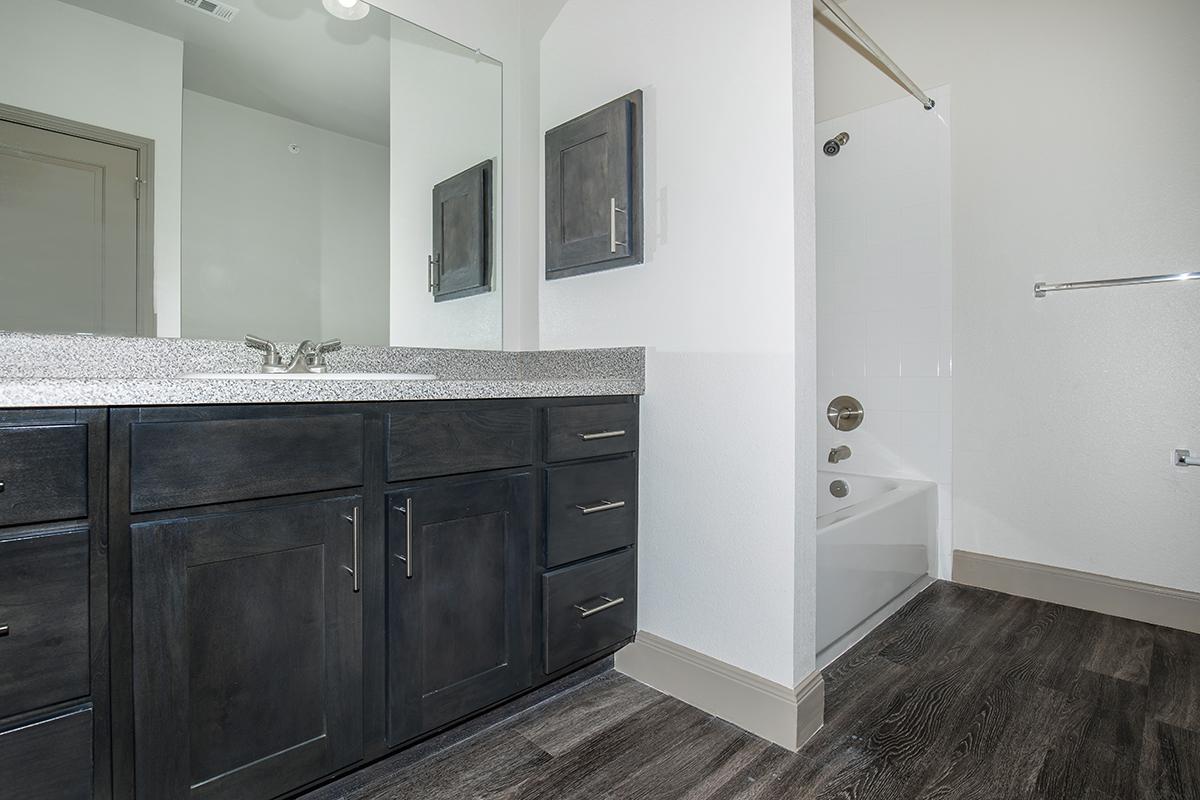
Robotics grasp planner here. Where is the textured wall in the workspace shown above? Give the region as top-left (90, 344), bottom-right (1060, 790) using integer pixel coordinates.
top-left (538, 0), bottom-right (815, 686)
top-left (815, 0), bottom-right (1200, 591)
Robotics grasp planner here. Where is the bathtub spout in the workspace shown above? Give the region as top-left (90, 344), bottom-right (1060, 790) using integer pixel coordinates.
top-left (828, 445), bottom-right (852, 464)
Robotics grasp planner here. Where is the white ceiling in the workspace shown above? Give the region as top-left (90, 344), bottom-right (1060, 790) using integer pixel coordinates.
top-left (61, 0), bottom-right (394, 145)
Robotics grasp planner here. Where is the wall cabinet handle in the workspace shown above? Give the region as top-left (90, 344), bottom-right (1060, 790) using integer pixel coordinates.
top-left (577, 429), bottom-right (626, 441)
top-left (341, 507), bottom-right (361, 592)
top-left (0, 481), bottom-right (5, 493)
top-left (574, 596), bottom-right (625, 618)
top-left (0, 625), bottom-right (9, 637)
top-left (576, 499), bottom-right (626, 515)
top-left (428, 255), bottom-right (440, 292)
top-left (395, 498), bottom-right (414, 578)
top-left (610, 198), bottom-right (627, 253)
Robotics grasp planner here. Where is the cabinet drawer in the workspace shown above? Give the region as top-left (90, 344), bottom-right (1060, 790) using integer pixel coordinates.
top-left (130, 414), bottom-right (364, 512)
top-left (0, 705), bottom-right (92, 800)
top-left (543, 549), bottom-right (636, 674)
top-left (545, 403), bottom-right (638, 463)
top-left (545, 457), bottom-right (637, 567)
top-left (0, 527), bottom-right (90, 719)
top-left (386, 407), bottom-right (533, 482)
top-left (0, 425), bottom-right (87, 527)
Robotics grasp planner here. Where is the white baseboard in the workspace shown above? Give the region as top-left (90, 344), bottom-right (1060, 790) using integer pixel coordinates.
top-left (615, 631), bottom-right (824, 751)
top-left (953, 550), bottom-right (1200, 634)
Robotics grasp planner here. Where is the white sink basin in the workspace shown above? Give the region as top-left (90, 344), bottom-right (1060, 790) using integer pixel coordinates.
top-left (180, 372), bottom-right (437, 381)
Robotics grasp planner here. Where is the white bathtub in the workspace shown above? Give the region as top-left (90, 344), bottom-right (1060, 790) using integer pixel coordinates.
top-left (816, 471), bottom-right (936, 654)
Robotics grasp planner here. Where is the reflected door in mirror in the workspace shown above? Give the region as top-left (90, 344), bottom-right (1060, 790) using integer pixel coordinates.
top-left (0, 117), bottom-right (148, 336)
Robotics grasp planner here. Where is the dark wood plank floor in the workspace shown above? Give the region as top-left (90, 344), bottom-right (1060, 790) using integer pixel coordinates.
top-left (306, 581), bottom-right (1200, 799)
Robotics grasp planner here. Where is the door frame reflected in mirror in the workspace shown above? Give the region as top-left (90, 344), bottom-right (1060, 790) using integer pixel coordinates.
top-left (0, 101), bottom-right (157, 337)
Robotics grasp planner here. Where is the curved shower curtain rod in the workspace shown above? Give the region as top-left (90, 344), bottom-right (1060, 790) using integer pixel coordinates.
top-left (817, 0), bottom-right (935, 111)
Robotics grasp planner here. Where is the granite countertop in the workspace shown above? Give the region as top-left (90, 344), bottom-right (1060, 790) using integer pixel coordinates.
top-left (0, 333), bottom-right (645, 408)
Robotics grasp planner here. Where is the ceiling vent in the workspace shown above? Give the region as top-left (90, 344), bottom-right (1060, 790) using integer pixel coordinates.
top-left (177, 0), bottom-right (240, 23)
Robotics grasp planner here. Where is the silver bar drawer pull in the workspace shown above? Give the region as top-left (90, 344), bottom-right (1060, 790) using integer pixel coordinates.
top-left (0, 625), bottom-right (9, 637)
top-left (574, 596), bottom-right (626, 619)
top-left (576, 499), bottom-right (626, 515)
top-left (577, 429), bottom-right (626, 442)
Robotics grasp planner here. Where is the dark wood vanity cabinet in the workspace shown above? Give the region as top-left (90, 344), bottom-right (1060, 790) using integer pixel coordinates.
top-left (129, 498), bottom-right (364, 799)
top-left (0, 410), bottom-right (107, 800)
top-left (1, 396), bottom-right (638, 800)
top-left (386, 475), bottom-right (532, 746)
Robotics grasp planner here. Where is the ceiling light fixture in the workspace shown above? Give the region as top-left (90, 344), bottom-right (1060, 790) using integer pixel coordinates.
top-left (322, 0), bottom-right (370, 21)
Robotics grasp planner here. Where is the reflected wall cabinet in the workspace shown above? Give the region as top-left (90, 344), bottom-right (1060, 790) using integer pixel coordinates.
top-left (431, 159), bottom-right (494, 302)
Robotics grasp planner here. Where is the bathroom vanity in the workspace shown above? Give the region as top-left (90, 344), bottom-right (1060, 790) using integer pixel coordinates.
top-left (0, 341), bottom-right (643, 800)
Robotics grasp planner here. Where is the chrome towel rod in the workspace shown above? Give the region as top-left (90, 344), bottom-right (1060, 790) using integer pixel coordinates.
top-left (1033, 272), bottom-right (1200, 298)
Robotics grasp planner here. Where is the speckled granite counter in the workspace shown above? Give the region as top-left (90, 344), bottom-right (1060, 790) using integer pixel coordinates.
top-left (0, 333), bottom-right (644, 407)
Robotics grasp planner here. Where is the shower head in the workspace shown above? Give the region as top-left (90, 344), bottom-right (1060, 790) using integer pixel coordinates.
top-left (823, 132), bottom-right (850, 156)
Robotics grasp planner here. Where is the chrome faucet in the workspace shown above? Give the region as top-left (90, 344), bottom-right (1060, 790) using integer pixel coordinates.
top-left (246, 335), bottom-right (342, 374)
top-left (828, 445), bottom-right (852, 464)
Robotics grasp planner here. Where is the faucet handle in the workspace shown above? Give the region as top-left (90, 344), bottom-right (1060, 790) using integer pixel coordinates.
top-left (304, 339), bottom-right (342, 373)
top-left (245, 334), bottom-right (282, 367)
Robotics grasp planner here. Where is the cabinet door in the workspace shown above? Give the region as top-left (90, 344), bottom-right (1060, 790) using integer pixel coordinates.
top-left (386, 475), bottom-right (532, 746)
top-left (131, 497), bottom-right (363, 800)
top-left (431, 160), bottom-right (493, 302)
top-left (545, 91), bottom-right (642, 278)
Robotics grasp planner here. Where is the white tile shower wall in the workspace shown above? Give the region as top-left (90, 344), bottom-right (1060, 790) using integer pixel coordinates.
top-left (816, 88), bottom-right (953, 577)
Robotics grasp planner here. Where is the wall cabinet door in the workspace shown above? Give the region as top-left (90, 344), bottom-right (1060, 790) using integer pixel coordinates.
top-left (545, 91), bottom-right (643, 279)
top-left (386, 475), bottom-right (532, 746)
top-left (130, 497), bottom-right (363, 800)
top-left (431, 160), bottom-right (493, 302)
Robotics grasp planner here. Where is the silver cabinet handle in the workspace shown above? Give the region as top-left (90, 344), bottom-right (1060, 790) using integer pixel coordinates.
top-left (0, 625), bottom-right (9, 637)
top-left (428, 255), bottom-right (440, 292)
top-left (578, 429), bottom-right (626, 441)
top-left (395, 498), bottom-right (414, 578)
top-left (610, 198), bottom-right (627, 253)
top-left (576, 499), bottom-right (626, 515)
top-left (341, 507), bottom-right (361, 592)
top-left (0, 481), bottom-right (5, 492)
top-left (575, 596), bottom-right (625, 618)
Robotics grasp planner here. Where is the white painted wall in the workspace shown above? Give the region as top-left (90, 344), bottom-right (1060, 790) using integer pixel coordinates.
top-left (815, 0), bottom-right (1200, 592)
top-left (388, 23), bottom-right (503, 350)
top-left (0, 0), bottom-right (184, 336)
top-left (181, 91), bottom-right (389, 343)
top-left (816, 89), bottom-right (953, 577)
top-left (792, 3), bottom-right (820, 686)
top-left (538, 0), bottom-right (817, 687)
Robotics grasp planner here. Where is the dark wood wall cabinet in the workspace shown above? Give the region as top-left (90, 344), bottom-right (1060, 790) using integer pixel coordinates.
top-left (545, 91), bottom-right (644, 279)
top-left (0, 396), bottom-right (639, 800)
top-left (430, 159), bottom-right (494, 302)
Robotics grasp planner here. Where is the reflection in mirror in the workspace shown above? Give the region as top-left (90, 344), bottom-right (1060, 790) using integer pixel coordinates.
top-left (0, 0), bottom-right (502, 349)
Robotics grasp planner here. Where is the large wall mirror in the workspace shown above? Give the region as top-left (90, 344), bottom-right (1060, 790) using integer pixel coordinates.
top-left (0, 0), bottom-right (503, 349)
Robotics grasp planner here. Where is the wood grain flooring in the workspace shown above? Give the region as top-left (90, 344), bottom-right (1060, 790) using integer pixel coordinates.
top-left (304, 581), bottom-right (1200, 799)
